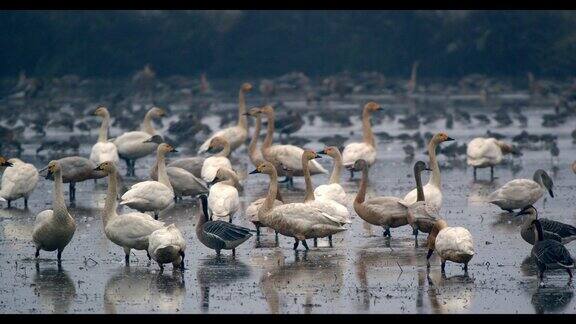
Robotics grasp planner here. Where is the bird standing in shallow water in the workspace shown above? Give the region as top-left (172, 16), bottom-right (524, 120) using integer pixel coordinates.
top-left (530, 219), bottom-right (574, 283)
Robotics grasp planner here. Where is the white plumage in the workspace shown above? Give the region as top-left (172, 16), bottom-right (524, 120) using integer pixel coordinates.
top-left (306, 198), bottom-right (351, 225)
top-left (120, 181), bottom-right (174, 214)
top-left (488, 178), bottom-right (544, 211)
top-left (342, 142), bottom-right (376, 168)
top-left (201, 156), bottom-right (232, 182)
top-left (435, 227), bottom-right (475, 264)
top-left (266, 145), bottom-right (328, 174)
top-left (466, 137), bottom-right (503, 168)
top-left (113, 131), bottom-right (158, 160)
top-left (0, 158), bottom-right (38, 203)
top-left (402, 183), bottom-right (442, 211)
top-left (198, 127), bottom-right (248, 154)
top-left (246, 197), bottom-right (283, 224)
top-left (314, 183), bottom-right (347, 205)
top-left (208, 182), bottom-right (240, 222)
top-left (148, 224), bottom-right (186, 268)
top-left (105, 211), bottom-right (165, 251)
top-left (90, 142), bottom-right (119, 165)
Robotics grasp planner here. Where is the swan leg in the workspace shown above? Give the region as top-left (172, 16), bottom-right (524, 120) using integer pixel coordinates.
top-left (329, 235), bottom-right (333, 248)
top-left (278, 176), bottom-right (290, 183)
top-left (179, 251), bottom-right (185, 270)
top-left (302, 240), bottom-right (309, 250)
top-left (146, 251), bottom-right (151, 261)
top-left (216, 249), bottom-right (221, 257)
top-left (349, 169), bottom-right (354, 180)
top-left (490, 166), bottom-right (494, 181)
top-left (24, 197), bottom-right (28, 208)
top-left (159, 263), bottom-right (164, 272)
top-left (426, 249), bottom-right (434, 268)
top-left (473, 167), bottom-right (477, 180)
top-left (232, 249), bottom-right (236, 258)
top-left (441, 260), bottom-right (446, 273)
top-left (7, 200), bottom-right (10, 208)
top-left (256, 225), bottom-right (260, 237)
top-left (154, 211), bottom-right (159, 220)
top-left (293, 239), bottom-right (300, 250)
top-left (123, 158), bottom-right (131, 176)
top-left (289, 177), bottom-right (294, 189)
top-left (567, 268), bottom-right (573, 278)
top-left (57, 249), bottom-right (62, 263)
top-left (69, 182), bottom-right (76, 203)
top-left (313, 238), bottom-right (318, 247)
top-left (124, 247), bottom-right (131, 265)
top-left (275, 231), bottom-right (279, 246)
top-left (383, 227), bottom-right (391, 237)
top-left (35, 247), bottom-right (40, 258)
top-left (413, 228), bottom-right (419, 246)
top-left (463, 262), bottom-right (468, 272)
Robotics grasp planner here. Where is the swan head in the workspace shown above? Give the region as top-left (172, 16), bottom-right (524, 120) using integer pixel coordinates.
top-left (534, 169), bottom-right (554, 198)
top-left (158, 143), bottom-right (178, 154)
top-left (352, 159), bottom-right (368, 171)
top-left (94, 161), bottom-right (116, 174)
top-left (244, 107), bottom-right (262, 117)
top-left (414, 160), bottom-right (431, 174)
top-left (496, 140), bottom-right (522, 157)
top-left (45, 160), bottom-right (61, 179)
top-left (241, 82), bottom-right (253, 92)
top-left (0, 157), bottom-right (13, 168)
top-left (303, 150), bottom-right (321, 161)
top-left (149, 107), bottom-right (166, 118)
top-left (317, 146), bottom-right (340, 158)
top-left (433, 132), bottom-right (454, 144)
top-left (210, 167), bottom-right (236, 185)
top-left (249, 162), bottom-right (276, 175)
top-left (206, 136), bottom-right (228, 153)
top-left (260, 105), bottom-right (274, 115)
top-left (364, 101), bottom-right (383, 113)
top-left (514, 205), bottom-right (537, 218)
top-left (143, 135), bottom-right (164, 144)
top-left (93, 106), bottom-right (109, 117)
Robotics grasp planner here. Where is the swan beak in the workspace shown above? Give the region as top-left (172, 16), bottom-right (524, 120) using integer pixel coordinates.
top-left (249, 169), bottom-right (260, 174)
top-left (316, 150), bottom-right (326, 155)
top-left (314, 155), bottom-right (322, 159)
top-left (513, 210), bottom-right (527, 217)
top-left (143, 139), bottom-right (152, 143)
top-left (171, 148), bottom-right (179, 153)
top-left (424, 167), bottom-right (432, 171)
top-left (376, 107), bottom-right (384, 111)
top-left (548, 188), bottom-right (554, 198)
top-left (242, 112), bottom-right (251, 116)
top-left (2, 161), bottom-right (13, 167)
top-left (445, 137), bottom-right (455, 141)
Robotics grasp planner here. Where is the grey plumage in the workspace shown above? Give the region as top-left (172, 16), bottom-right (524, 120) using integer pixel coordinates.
top-left (517, 206), bottom-right (576, 245)
top-left (530, 219), bottom-right (574, 280)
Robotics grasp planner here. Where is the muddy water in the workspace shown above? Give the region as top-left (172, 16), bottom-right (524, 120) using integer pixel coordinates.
top-left (1, 94), bottom-right (576, 313)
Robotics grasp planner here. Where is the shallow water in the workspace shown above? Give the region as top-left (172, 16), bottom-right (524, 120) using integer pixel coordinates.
top-left (0, 90), bottom-right (575, 313)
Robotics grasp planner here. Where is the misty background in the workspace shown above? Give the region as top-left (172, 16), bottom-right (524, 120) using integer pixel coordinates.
top-left (2, 10), bottom-right (576, 79)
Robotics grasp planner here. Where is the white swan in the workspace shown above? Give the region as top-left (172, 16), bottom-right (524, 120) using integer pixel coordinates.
top-left (403, 132), bottom-right (454, 211)
top-left (90, 106), bottom-right (119, 166)
top-left (246, 107), bottom-right (265, 168)
top-left (95, 161), bottom-right (165, 264)
top-left (426, 219), bottom-right (474, 273)
top-left (258, 105), bottom-right (327, 187)
top-left (315, 146), bottom-right (347, 205)
top-left (301, 150), bottom-right (350, 247)
top-left (201, 136), bottom-right (233, 182)
top-left (342, 102), bottom-right (383, 178)
top-left (120, 143), bottom-right (176, 219)
top-left (208, 168), bottom-right (240, 223)
top-left (0, 157), bottom-right (38, 207)
top-left (148, 224), bottom-right (186, 270)
top-left (488, 169), bottom-right (554, 212)
top-left (251, 161), bottom-right (347, 250)
top-left (113, 106), bottom-right (165, 176)
top-left (198, 82), bottom-right (252, 153)
top-left (32, 160), bottom-right (76, 262)
top-left (466, 137), bottom-right (521, 179)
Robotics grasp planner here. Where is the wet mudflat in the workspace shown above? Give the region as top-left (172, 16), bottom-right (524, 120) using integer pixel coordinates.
top-left (0, 92), bottom-right (575, 314)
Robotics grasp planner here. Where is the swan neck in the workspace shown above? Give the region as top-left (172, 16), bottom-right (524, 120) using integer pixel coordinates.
top-left (355, 167), bottom-right (369, 204)
top-left (329, 151), bottom-right (343, 184)
top-left (157, 151), bottom-right (173, 191)
top-left (362, 109), bottom-right (375, 147)
top-left (238, 89), bottom-right (248, 130)
top-left (428, 141), bottom-right (441, 188)
top-left (415, 167), bottom-right (425, 202)
top-left (103, 168), bottom-right (119, 228)
top-left (52, 169), bottom-right (68, 217)
top-left (98, 113), bottom-right (110, 142)
top-left (263, 168), bottom-right (279, 213)
top-left (216, 142), bottom-right (231, 157)
top-left (141, 110), bottom-right (156, 135)
top-left (248, 115), bottom-right (261, 160)
top-left (303, 157), bottom-right (315, 202)
top-left (262, 110), bottom-right (275, 150)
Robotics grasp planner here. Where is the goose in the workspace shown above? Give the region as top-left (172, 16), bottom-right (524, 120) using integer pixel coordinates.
top-left (301, 150), bottom-right (351, 247)
top-left (402, 132), bottom-right (454, 211)
top-left (315, 146), bottom-right (347, 205)
top-left (342, 102), bottom-right (383, 179)
top-left (113, 106), bottom-right (166, 177)
top-left (258, 105), bottom-right (328, 188)
top-left (196, 194), bottom-right (253, 257)
top-left (146, 134), bottom-right (205, 178)
top-left (120, 143), bottom-right (176, 219)
top-left (426, 219), bottom-right (474, 273)
top-left (530, 219), bottom-right (574, 282)
top-left (94, 161), bottom-right (165, 264)
top-left (398, 161), bottom-right (438, 244)
top-left (42, 156), bottom-right (107, 203)
top-left (246, 107), bottom-right (265, 168)
top-left (514, 206), bottom-right (576, 245)
top-left (147, 224), bottom-right (186, 271)
top-left (466, 137), bottom-right (522, 180)
top-left (198, 82), bottom-right (252, 154)
top-left (145, 137), bottom-right (208, 201)
top-left (352, 159), bottom-right (409, 237)
top-left (207, 168), bottom-right (240, 223)
top-left (0, 157), bottom-right (38, 208)
top-left (32, 160), bottom-right (76, 263)
top-left (200, 136), bottom-right (233, 183)
top-left (488, 169), bottom-right (554, 212)
top-left (250, 161), bottom-right (347, 250)
top-left (89, 106), bottom-right (119, 166)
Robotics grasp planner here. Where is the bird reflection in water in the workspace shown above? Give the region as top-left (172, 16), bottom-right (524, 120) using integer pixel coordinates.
top-left (33, 262), bottom-right (76, 313)
top-left (103, 266), bottom-right (185, 313)
top-left (468, 179), bottom-right (499, 205)
top-left (425, 269), bottom-right (474, 313)
top-left (531, 283), bottom-right (573, 314)
top-left (196, 257), bottom-right (251, 313)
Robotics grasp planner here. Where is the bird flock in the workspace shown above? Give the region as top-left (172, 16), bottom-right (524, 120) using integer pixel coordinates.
top-left (2, 79), bottom-right (576, 286)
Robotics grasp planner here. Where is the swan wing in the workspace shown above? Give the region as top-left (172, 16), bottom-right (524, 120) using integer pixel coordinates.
top-left (314, 183), bottom-right (347, 205)
top-left (436, 227), bottom-right (475, 256)
top-left (108, 212), bottom-right (165, 242)
top-left (246, 198), bottom-right (283, 222)
top-left (208, 183), bottom-right (239, 218)
top-left (489, 179), bottom-right (542, 204)
top-left (466, 138), bottom-right (501, 166)
top-left (342, 142), bottom-right (376, 166)
top-left (198, 127), bottom-right (247, 153)
top-left (90, 142), bottom-right (119, 164)
top-left (121, 181), bottom-right (174, 205)
top-left (363, 196), bottom-right (409, 218)
top-left (201, 156), bottom-right (232, 182)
